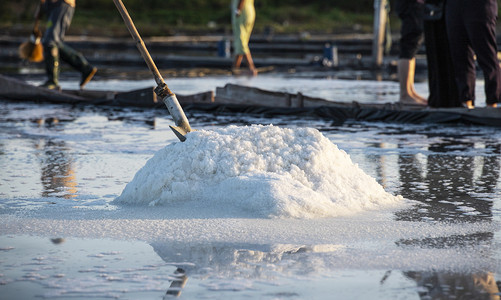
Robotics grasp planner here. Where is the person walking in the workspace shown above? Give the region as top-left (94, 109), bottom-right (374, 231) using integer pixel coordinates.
top-left (395, 0), bottom-right (427, 105)
top-left (445, 0), bottom-right (501, 108)
top-left (36, 0), bottom-right (97, 91)
top-left (231, 0), bottom-right (257, 76)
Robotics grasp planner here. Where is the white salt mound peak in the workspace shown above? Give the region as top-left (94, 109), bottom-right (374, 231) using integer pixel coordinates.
top-left (114, 125), bottom-right (404, 218)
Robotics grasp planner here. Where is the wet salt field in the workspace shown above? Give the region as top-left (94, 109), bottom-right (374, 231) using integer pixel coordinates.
top-left (1, 75), bottom-right (501, 299)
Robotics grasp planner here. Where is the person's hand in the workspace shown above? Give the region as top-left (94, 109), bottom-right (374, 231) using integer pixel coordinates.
top-left (235, 9), bottom-right (241, 17)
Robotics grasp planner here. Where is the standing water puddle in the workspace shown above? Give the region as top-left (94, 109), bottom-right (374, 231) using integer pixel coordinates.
top-left (1, 76), bottom-right (500, 299)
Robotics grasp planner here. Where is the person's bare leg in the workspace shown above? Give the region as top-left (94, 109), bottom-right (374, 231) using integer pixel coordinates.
top-left (233, 55), bottom-right (244, 69)
top-left (244, 52), bottom-right (257, 76)
top-left (487, 102), bottom-right (498, 108)
top-left (398, 58), bottom-right (427, 105)
top-left (408, 58), bottom-right (427, 102)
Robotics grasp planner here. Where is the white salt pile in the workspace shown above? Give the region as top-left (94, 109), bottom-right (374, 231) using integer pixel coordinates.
top-left (114, 125), bottom-right (404, 218)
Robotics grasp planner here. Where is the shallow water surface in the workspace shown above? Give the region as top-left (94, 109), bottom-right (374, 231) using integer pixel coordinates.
top-left (1, 77), bottom-right (501, 299)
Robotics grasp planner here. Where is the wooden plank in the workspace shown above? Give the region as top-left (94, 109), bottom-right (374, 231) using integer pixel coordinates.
top-left (115, 87), bottom-right (157, 106)
top-left (114, 89), bottom-right (214, 106)
top-left (215, 83), bottom-right (342, 108)
top-left (215, 84), bottom-right (292, 107)
top-left (3, 74), bottom-right (501, 127)
top-left (0, 74), bottom-right (89, 103)
top-left (213, 85), bottom-right (501, 126)
top-left (64, 89), bottom-right (117, 100)
top-left (0, 74), bottom-right (215, 108)
top-left (67, 88), bottom-right (214, 106)
top-left (177, 91), bottom-right (214, 104)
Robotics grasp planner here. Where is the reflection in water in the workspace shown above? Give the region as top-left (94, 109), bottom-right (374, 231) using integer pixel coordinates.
top-left (151, 242), bottom-right (343, 280)
top-left (356, 132), bottom-right (501, 300)
top-left (405, 271), bottom-right (500, 300)
top-left (36, 139), bottom-right (77, 199)
top-left (389, 136), bottom-right (501, 299)
top-left (151, 240), bottom-right (501, 298)
top-left (151, 241), bottom-right (353, 297)
top-left (396, 139), bottom-right (500, 222)
top-left (165, 268), bottom-right (188, 298)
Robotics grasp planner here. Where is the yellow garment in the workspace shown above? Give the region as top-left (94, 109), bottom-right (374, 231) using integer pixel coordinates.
top-left (64, 0), bottom-right (76, 8)
top-left (231, 0), bottom-right (255, 55)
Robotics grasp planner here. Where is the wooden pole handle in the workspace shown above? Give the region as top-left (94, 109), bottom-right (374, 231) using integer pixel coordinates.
top-left (112, 0), bottom-right (191, 141)
top-left (112, 0), bottom-right (173, 95)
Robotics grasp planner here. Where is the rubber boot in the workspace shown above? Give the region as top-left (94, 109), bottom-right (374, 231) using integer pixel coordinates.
top-left (58, 43), bottom-right (97, 89)
top-left (41, 45), bottom-right (61, 91)
top-left (398, 58), bottom-right (427, 105)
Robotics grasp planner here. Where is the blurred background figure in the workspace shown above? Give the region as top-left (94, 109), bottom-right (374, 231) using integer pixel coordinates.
top-left (231, 0), bottom-right (257, 76)
top-left (445, 0), bottom-right (501, 108)
top-left (423, 0), bottom-right (460, 108)
top-left (36, 0), bottom-right (97, 90)
top-left (395, 0), bottom-right (427, 105)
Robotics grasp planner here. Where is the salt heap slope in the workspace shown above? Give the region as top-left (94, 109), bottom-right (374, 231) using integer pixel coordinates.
top-left (114, 125), bottom-right (404, 218)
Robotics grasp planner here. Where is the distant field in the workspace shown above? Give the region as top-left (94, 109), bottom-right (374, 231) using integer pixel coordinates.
top-left (3, 0), bottom-right (501, 37)
top-left (1, 0), bottom-right (393, 36)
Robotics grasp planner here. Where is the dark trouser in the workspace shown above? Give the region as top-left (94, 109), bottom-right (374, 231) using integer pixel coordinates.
top-left (396, 0), bottom-right (424, 59)
top-left (42, 0), bottom-right (91, 83)
top-left (42, 0), bottom-right (73, 45)
top-left (445, 0), bottom-right (501, 105)
top-left (424, 16), bottom-right (460, 107)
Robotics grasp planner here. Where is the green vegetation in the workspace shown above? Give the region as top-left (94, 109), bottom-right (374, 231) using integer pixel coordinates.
top-left (0, 0), bottom-right (385, 36)
top-left (3, 0), bottom-right (500, 37)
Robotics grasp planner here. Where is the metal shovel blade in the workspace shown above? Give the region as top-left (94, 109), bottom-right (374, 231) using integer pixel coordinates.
top-left (169, 125), bottom-right (188, 142)
top-left (163, 94), bottom-right (192, 142)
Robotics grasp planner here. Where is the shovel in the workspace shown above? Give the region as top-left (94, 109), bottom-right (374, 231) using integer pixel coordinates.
top-left (112, 0), bottom-right (192, 142)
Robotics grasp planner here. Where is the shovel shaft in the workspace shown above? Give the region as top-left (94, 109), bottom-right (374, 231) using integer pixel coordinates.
top-left (112, 0), bottom-right (192, 141)
top-left (112, 0), bottom-right (166, 89)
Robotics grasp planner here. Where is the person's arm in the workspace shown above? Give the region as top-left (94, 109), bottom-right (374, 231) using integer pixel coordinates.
top-left (235, 0), bottom-right (245, 16)
top-left (34, 0), bottom-right (45, 19)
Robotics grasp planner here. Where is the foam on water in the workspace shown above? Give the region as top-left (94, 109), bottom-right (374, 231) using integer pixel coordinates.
top-left (114, 125), bottom-right (404, 218)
